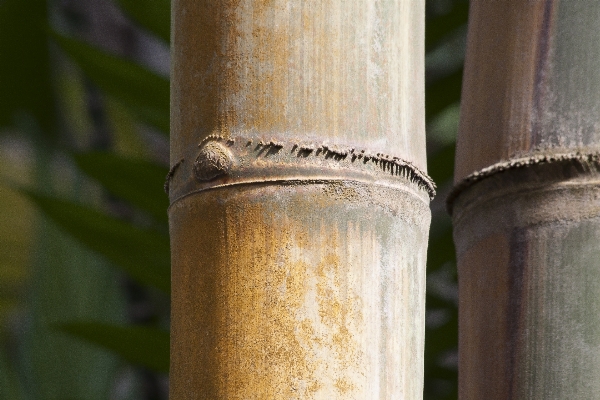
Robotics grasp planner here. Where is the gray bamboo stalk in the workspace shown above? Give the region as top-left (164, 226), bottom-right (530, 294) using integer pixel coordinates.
top-left (167, 1), bottom-right (432, 398)
top-left (449, 1), bottom-right (600, 398)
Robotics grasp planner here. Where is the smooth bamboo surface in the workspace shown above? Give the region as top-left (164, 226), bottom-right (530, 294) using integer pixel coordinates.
top-left (169, 1), bottom-right (430, 399)
top-left (453, 1), bottom-right (600, 398)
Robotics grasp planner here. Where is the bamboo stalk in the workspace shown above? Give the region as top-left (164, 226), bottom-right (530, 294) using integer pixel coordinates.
top-left (168, 1), bottom-right (431, 398)
top-left (450, 1), bottom-right (600, 398)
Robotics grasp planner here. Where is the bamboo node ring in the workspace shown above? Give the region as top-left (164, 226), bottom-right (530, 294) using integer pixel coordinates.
top-left (169, 134), bottom-right (437, 205)
top-left (446, 151), bottom-right (600, 215)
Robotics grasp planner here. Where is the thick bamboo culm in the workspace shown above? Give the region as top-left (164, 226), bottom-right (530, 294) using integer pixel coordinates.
top-left (168, 1), bottom-right (431, 399)
top-left (451, 1), bottom-right (600, 398)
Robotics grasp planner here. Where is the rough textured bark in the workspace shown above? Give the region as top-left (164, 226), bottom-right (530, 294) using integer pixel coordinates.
top-left (450, 1), bottom-right (600, 398)
top-left (168, 1), bottom-right (431, 399)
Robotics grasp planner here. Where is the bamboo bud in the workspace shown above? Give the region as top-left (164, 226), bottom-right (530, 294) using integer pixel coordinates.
top-left (168, 1), bottom-right (431, 399)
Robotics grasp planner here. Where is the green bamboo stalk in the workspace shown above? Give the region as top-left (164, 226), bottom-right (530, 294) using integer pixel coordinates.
top-left (450, 1), bottom-right (600, 398)
top-left (168, 1), bottom-right (432, 398)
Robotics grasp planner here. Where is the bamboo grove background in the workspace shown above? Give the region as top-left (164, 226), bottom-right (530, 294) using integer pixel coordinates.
top-left (0, 0), bottom-right (467, 398)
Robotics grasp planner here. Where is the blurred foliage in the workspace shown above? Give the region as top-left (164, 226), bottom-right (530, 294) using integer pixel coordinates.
top-left (113, 0), bottom-right (170, 43)
top-left (0, 0), bottom-right (467, 398)
top-left (0, 0), bottom-right (171, 398)
top-left (424, 1), bottom-right (468, 399)
top-left (21, 188), bottom-right (171, 293)
top-left (56, 322), bottom-right (170, 374)
top-left (52, 32), bottom-right (170, 133)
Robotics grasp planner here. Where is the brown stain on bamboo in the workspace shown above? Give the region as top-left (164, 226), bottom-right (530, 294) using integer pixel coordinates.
top-left (170, 194), bottom-right (316, 399)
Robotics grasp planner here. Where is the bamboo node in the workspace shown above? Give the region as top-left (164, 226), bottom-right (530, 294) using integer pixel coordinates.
top-left (171, 135), bottom-right (437, 203)
top-left (447, 151), bottom-right (600, 215)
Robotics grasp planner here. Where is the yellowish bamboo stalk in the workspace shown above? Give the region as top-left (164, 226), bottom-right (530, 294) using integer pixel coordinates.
top-left (168, 1), bottom-right (431, 398)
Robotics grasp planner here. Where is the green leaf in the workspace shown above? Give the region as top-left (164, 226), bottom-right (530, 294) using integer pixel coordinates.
top-left (73, 152), bottom-right (169, 224)
top-left (114, 0), bottom-right (170, 43)
top-left (426, 1), bottom-right (469, 52)
top-left (21, 189), bottom-right (170, 294)
top-left (56, 322), bottom-right (169, 373)
top-left (426, 68), bottom-right (463, 122)
top-left (0, 0), bottom-right (55, 135)
top-left (51, 32), bottom-right (170, 134)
